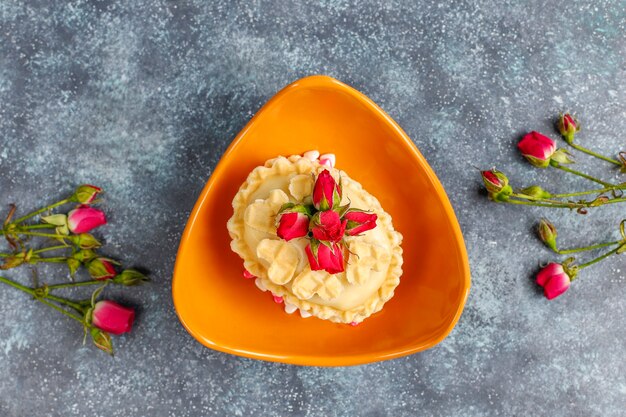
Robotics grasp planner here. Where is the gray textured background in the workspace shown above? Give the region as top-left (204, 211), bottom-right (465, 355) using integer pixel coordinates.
top-left (0, 1), bottom-right (625, 416)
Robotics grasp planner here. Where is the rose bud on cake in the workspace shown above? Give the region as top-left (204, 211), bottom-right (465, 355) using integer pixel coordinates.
top-left (312, 169), bottom-right (342, 210)
top-left (277, 211), bottom-right (310, 241)
top-left (305, 240), bottom-right (345, 274)
top-left (344, 210), bottom-right (377, 236)
top-left (311, 210), bottom-right (347, 242)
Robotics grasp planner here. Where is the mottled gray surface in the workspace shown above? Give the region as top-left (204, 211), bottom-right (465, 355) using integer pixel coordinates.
top-left (0, 0), bottom-right (624, 416)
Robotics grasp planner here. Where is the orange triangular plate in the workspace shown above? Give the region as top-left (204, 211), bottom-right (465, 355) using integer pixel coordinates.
top-left (172, 75), bottom-right (470, 366)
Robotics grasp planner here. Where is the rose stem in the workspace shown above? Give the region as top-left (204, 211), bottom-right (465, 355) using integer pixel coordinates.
top-left (578, 246), bottom-right (623, 270)
top-left (0, 275), bottom-right (85, 313)
top-left (47, 280), bottom-right (104, 290)
top-left (0, 230), bottom-right (66, 239)
top-left (557, 241), bottom-right (622, 255)
top-left (11, 198), bottom-right (73, 225)
top-left (550, 162), bottom-right (614, 187)
top-left (552, 185), bottom-right (626, 198)
top-left (566, 142), bottom-right (621, 166)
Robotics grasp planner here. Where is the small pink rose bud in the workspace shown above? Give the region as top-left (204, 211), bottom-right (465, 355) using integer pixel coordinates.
top-left (557, 113), bottom-right (580, 144)
top-left (312, 170), bottom-right (342, 210)
top-left (88, 258), bottom-right (117, 280)
top-left (536, 263), bottom-right (572, 300)
top-left (73, 184), bottom-right (103, 204)
top-left (311, 210), bottom-right (347, 242)
top-left (67, 206), bottom-right (106, 234)
top-left (344, 210), bottom-right (378, 236)
top-left (91, 300), bottom-right (135, 335)
top-left (518, 132), bottom-right (557, 168)
top-left (277, 212), bottom-right (309, 241)
top-left (305, 241), bottom-right (344, 274)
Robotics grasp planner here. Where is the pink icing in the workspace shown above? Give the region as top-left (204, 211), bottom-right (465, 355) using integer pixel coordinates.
top-left (350, 321), bottom-right (359, 326)
top-left (272, 295), bottom-right (284, 304)
top-left (242, 269), bottom-right (256, 279)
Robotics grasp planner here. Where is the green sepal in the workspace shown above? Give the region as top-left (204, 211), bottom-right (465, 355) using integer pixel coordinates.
top-left (41, 214), bottom-right (67, 226)
top-left (67, 258), bottom-right (81, 277)
top-left (73, 249), bottom-right (97, 263)
top-left (335, 202), bottom-right (351, 218)
top-left (332, 177), bottom-right (343, 209)
top-left (519, 185), bottom-right (552, 199)
top-left (561, 257), bottom-right (579, 280)
top-left (278, 202), bottom-right (313, 216)
top-left (551, 149), bottom-right (574, 164)
top-left (525, 155), bottom-right (551, 168)
top-left (90, 328), bottom-right (113, 355)
top-left (319, 240), bottom-right (334, 250)
top-left (113, 269), bottom-right (149, 286)
top-left (69, 233), bottom-right (102, 249)
top-left (490, 185), bottom-right (513, 202)
top-left (309, 239), bottom-right (320, 260)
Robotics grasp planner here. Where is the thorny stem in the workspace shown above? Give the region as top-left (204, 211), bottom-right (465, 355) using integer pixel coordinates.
top-left (11, 198), bottom-right (72, 225)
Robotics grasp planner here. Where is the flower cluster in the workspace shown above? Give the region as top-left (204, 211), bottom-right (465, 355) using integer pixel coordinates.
top-left (480, 113), bottom-right (625, 300)
top-left (275, 169), bottom-right (377, 274)
top-left (0, 185), bottom-right (147, 354)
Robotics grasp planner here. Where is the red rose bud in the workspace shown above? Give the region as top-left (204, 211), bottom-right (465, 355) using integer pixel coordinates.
top-left (305, 241), bottom-right (344, 274)
top-left (518, 131), bottom-right (556, 168)
top-left (113, 269), bottom-right (148, 286)
top-left (344, 210), bottom-right (378, 236)
top-left (90, 328), bottom-right (113, 355)
top-left (480, 170), bottom-right (512, 201)
top-left (87, 258), bottom-right (117, 280)
top-left (557, 113), bottom-right (580, 144)
top-left (538, 219), bottom-right (558, 252)
top-left (312, 170), bottom-right (342, 210)
top-left (67, 206), bottom-right (106, 234)
top-left (91, 300), bottom-right (135, 335)
top-left (68, 233), bottom-right (102, 249)
top-left (536, 263), bottom-right (572, 300)
top-left (311, 210), bottom-right (347, 242)
top-left (73, 184), bottom-right (102, 204)
top-left (277, 212), bottom-right (309, 241)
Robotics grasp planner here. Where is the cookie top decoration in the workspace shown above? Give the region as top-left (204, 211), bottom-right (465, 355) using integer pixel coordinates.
top-left (227, 152), bottom-right (403, 324)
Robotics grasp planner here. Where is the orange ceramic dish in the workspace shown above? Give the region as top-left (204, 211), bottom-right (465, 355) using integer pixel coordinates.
top-left (172, 75), bottom-right (470, 366)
